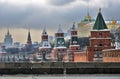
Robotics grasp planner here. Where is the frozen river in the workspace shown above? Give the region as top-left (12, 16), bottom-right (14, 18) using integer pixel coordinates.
top-left (0, 74), bottom-right (120, 79)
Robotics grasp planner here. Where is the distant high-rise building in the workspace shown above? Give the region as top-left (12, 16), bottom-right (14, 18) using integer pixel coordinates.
top-left (4, 29), bottom-right (13, 47)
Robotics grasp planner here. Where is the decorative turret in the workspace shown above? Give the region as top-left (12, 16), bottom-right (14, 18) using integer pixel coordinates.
top-left (39, 28), bottom-right (51, 61)
top-left (70, 22), bottom-right (78, 45)
top-left (53, 25), bottom-right (67, 61)
top-left (69, 22), bottom-right (80, 61)
top-left (54, 25), bottom-right (65, 47)
top-left (41, 28), bottom-right (48, 41)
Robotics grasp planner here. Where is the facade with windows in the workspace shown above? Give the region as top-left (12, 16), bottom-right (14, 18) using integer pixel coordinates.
top-left (53, 26), bottom-right (67, 61)
top-left (103, 49), bottom-right (120, 62)
top-left (4, 30), bottom-right (13, 48)
top-left (86, 9), bottom-right (115, 61)
top-left (68, 23), bottom-right (81, 61)
top-left (39, 28), bottom-right (52, 61)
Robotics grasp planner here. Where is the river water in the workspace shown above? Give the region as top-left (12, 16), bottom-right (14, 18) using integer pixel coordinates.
top-left (0, 74), bottom-right (120, 79)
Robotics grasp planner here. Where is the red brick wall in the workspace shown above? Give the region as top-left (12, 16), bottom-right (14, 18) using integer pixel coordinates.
top-left (74, 52), bottom-right (87, 62)
top-left (86, 47), bottom-right (94, 61)
top-left (103, 57), bottom-right (120, 62)
top-left (86, 30), bottom-right (114, 61)
top-left (91, 31), bottom-right (110, 38)
top-left (103, 49), bottom-right (120, 62)
top-left (90, 39), bottom-right (111, 46)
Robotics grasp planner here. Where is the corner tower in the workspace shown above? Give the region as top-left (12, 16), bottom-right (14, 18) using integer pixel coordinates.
top-left (87, 8), bottom-right (115, 61)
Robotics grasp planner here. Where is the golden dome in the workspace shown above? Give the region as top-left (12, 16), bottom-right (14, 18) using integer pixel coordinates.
top-left (85, 15), bottom-right (91, 19)
top-left (111, 20), bottom-right (116, 25)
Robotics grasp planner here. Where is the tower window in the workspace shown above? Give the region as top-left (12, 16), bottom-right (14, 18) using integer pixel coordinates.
top-left (99, 44), bottom-right (103, 46)
top-left (99, 32), bottom-right (102, 38)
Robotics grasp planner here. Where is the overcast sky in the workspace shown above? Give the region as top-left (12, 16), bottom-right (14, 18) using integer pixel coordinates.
top-left (0, 0), bottom-right (120, 43)
top-left (0, 0), bottom-right (120, 30)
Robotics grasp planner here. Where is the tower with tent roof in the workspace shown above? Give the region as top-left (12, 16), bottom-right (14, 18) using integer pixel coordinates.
top-left (87, 8), bottom-right (115, 61)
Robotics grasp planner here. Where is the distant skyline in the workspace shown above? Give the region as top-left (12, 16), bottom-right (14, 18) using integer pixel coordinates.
top-left (0, 0), bottom-right (120, 43)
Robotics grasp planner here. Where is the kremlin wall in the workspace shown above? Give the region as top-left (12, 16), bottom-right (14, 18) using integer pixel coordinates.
top-left (49, 8), bottom-right (120, 62)
top-left (0, 8), bottom-right (120, 74)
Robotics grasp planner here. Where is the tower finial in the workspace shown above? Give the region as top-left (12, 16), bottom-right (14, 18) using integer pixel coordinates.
top-left (99, 8), bottom-right (101, 13)
top-left (7, 28), bottom-right (10, 35)
top-left (42, 27), bottom-right (47, 35)
top-left (73, 21), bottom-right (75, 25)
top-left (72, 21), bottom-right (76, 30)
top-left (87, 3), bottom-right (89, 16)
top-left (57, 24), bottom-right (63, 33)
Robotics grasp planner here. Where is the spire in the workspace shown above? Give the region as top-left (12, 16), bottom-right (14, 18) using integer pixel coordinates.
top-left (87, 4), bottom-right (90, 17)
top-left (72, 22), bottom-right (76, 30)
top-left (27, 30), bottom-right (32, 44)
top-left (7, 28), bottom-right (10, 35)
top-left (42, 27), bottom-right (47, 35)
top-left (84, 5), bottom-right (91, 22)
top-left (93, 8), bottom-right (108, 30)
top-left (57, 24), bottom-right (63, 33)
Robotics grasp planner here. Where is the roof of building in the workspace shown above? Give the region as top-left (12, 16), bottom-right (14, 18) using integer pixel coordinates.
top-left (71, 22), bottom-right (77, 30)
top-left (27, 31), bottom-right (32, 42)
top-left (39, 41), bottom-right (51, 49)
top-left (42, 27), bottom-right (47, 35)
top-left (93, 8), bottom-right (108, 30)
top-left (57, 25), bottom-right (63, 33)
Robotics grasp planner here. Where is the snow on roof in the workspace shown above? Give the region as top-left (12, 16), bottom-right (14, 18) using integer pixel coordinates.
top-left (90, 38), bottom-right (111, 39)
top-left (91, 29), bottom-right (110, 31)
top-left (39, 41), bottom-right (51, 48)
top-left (102, 49), bottom-right (120, 52)
top-left (54, 46), bottom-right (67, 49)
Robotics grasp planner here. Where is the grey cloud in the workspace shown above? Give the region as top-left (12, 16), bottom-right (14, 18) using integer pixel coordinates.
top-left (0, 0), bottom-right (120, 31)
top-left (47, 0), bottom-right (76, 6)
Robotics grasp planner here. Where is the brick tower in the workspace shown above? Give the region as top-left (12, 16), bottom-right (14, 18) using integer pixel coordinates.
top-left (53, 26), bottom-right (67, 61)
top-left (87, 8), bottom-right (115, 61)
top-left (68, 22), bottom-right (80, 61)
top-left (39, 28), bottom-right (51, 61)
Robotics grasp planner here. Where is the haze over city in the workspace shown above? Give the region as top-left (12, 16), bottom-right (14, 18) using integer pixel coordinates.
top-left (0, 0), bottom-right (120, 43)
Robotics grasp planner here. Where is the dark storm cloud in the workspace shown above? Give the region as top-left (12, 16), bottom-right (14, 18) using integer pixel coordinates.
top-left (47, 0), bottom-right (75, 6)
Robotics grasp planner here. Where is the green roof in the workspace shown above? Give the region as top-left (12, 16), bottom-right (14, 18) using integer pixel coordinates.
top-left (93, 9), bottom-right (108, 30)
